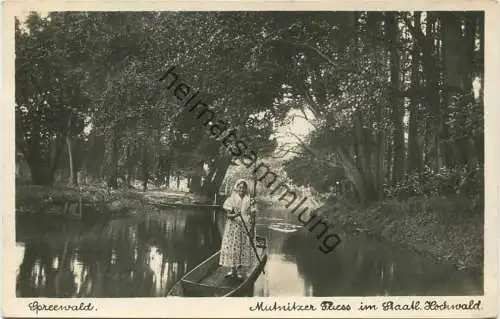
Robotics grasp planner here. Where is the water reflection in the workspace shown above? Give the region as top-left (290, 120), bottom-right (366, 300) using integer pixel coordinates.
top-left (253, 206), bottom-right (481, 297)
top-left (15, 205), bottom-right (482, 297)
top-left (277, 226), bottom-right (482, 296)
top-left (16, 210), bottom-right (220, 297)
top-left (253, 223), bottom-right (311, 297)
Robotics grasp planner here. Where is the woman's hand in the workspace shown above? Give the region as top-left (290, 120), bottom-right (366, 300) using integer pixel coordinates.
top-left (227, 209), bottom-right (241, 220)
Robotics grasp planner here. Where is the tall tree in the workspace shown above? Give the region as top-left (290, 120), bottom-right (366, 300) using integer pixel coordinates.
top-left (386, 12), bottom-right (405, 183)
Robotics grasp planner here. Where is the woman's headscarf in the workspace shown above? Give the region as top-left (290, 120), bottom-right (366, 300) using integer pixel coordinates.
top-left (232, 178), bottom-right (249, 192)
top-left (223, 178), bottom-right (251, 213)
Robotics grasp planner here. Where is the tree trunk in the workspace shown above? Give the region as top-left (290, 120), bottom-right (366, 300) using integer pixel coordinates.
top-left (418, 12), bottom-right (443, 171)
top-left (107, 130), bottom-right (118, 189)
top-left (441, 12), bottom-right (464, 90)
top-left (125, 145), bottom-right (135, 187)
top-left (142, 146), bottom-right (149, 192)
top-left (386, 12), bottom-right (405, 183)
top-left (461, 12), bottom-right (479, 170)
top-left (440, 12), bottom-right (464, 168)
top-left (337, 146), bottom-right (367, 203)
top-left (352, 110), bottom-right (376, 202)
top-left (26, 136), bottom-right (65, 186)
top-left (203, 160), bottom-right (217, 191)
top-left (476, 12), bottom-right (485, 164)
top-left (385, 138), bottom-right (393, 183)
top-left (26, 152), bottom-right (52, 185)
top-left (50, 134), bottom-right (66, 182)
top-left (85, 132), bottom-right (106, 180)
top-left (66, 135), bottom-right (78, 187)
top-left (126, 166), bottom-right (134, 187)
top-left (408, 12), bottom-right (423, 173)
top-left (375, 101), bottom-right (386, 201)
top-left (189, 162), bottom-right (204, 194)
top-left (164, 160), bottom-right (171, 188)
top-left (23, 115), bottom-right (51, 185)
top-left (202, 156), bottom-right (231, 200)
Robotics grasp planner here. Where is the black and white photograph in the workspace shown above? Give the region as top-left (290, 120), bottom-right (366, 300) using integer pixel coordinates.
top-left (2, 3), bottom-right (499, 317)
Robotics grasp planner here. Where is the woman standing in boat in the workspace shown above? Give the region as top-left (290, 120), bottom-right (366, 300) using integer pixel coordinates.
top-left (220, 179), bottom-right (257, 280)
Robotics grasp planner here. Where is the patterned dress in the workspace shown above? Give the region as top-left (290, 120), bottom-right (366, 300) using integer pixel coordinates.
top-left (219, 193), bottom-right (255, 268)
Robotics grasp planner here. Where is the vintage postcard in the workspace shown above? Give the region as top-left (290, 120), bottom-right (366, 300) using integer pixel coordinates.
top-left (2, 0), bottom-right (499, 317)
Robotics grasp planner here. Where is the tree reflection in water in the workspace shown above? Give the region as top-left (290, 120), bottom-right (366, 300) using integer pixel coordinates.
top-left (16, 207), bottom-right (481, 297)
top-left (281, 229), bottom-right (482, 296)
top-left (16, 209), bottom-right (221, 297)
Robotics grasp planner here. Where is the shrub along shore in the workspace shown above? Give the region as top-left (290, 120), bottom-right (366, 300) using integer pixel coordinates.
top-left (315, 196), bottom-right (483, 272)
top-left (15, 183), bottom-right (208, 218)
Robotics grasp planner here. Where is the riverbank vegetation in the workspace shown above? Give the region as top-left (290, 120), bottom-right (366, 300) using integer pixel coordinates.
top-left (16, 182), bottom-right (150, 218)
top-left (272, 12), bottom-right (483, 272)
top-left (15, 180), bottom-right (211, 220)
top-left (16, 12), bottom-right (483, 271)
top-left (321, 196), bottom-right (482, 271)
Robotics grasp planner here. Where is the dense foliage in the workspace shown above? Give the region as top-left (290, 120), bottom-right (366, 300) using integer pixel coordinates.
top-left (15, 11), bottom-right (483, 207)
top-left (280, 12), bottom-right (484, 205)
top-left (15, 12), bottom-right (288, 196)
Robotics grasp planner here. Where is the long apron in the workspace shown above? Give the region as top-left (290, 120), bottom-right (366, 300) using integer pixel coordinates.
top-left (219, 195), bottom-right (255, 268)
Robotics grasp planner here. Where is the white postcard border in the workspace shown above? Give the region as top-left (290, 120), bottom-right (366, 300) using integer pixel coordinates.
top-left (2, 0), bottom-right (499, 318)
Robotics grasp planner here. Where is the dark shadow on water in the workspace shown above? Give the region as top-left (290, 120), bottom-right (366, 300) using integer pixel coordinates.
top-left (15, 209), bottom-right (221, 297)
top-left (278, 229), bottom-right (482, 296)
top-left (15, 205), bottom-right (482, 297)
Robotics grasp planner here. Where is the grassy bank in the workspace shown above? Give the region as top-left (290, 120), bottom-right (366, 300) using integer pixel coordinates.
top-left (15, 183), bottom-right (208, 218)
top-left (317, 196), bottom-right (483, 272)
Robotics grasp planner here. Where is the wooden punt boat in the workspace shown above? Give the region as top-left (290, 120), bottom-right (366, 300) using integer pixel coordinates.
top-left (167, 238), bottom-right (267, 297)
top-left (150, 202), bottom-right (223, 209)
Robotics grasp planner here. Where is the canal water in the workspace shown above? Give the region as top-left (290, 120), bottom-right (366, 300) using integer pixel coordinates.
top-left (15, 204), bottom-right (482, 297)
